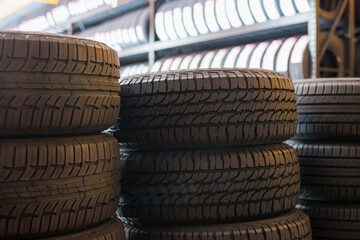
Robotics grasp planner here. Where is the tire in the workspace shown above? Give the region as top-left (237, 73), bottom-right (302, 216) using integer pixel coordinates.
top-left (287, 140), bottom-right (360, 202)
top-left (294, 78), bottom-right (360, 140)
top-left (0, 31), bottom-right (121, 137)
top-left (118, 143), bottom-right (300, 225)
top-left (113, 69), bottom-right (297, 149)
top-left (46, 217), bottom-right (126, 240)
top-left (297, 200), bottom-right (360, 240)
top-left (0, 134), bottom-right (121, 239)
top-left (124, 209), bottom-right (312, 240)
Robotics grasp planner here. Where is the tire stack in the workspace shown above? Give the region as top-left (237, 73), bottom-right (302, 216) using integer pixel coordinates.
top-left (111, 69), bottom-right (312, 239)
top-left (0, 31), bottom-right (125, 239)
top-left (288, 78), bottom-right (360, 240)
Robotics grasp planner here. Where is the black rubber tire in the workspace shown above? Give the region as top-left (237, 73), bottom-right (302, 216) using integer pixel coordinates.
top-left (124, 209), bottom-right (312, 240)
top-left (113, 69), bottom-right (297, 149)
top-left (293, 78), bottom-right (360, 140)
top-left (0, 31), bottom-right (121, 137)
top-left (287, 140), bottom-right (360, 202)
top-left (118, 143), bottom-right (300, 225)
top-left (0, 134), bottom-right (121, 239)
top-left (297, 200), bottom-right (360, 240)
top-left (46, 217), bottom-right (126, 240)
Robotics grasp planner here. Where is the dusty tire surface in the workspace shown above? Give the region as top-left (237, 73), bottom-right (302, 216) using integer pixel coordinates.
top-left (0, 31), bottom-right (121, 136)
top-left (113, 69), bottom-right (297, 149)
top-left (294, 78), bottom-right (360, 140)
top-left (288, 140), bottom-right (360, 202)
top-left (124, 209), bottom-right (312, 240)
top-left (297, 200), bottom-right (360, 240)
top-left (0, 134), bottom-right (121, 239)
top-left (45, 217), bottom-right (126, 240)
top-left (118, 144), bottom-right (300, 225)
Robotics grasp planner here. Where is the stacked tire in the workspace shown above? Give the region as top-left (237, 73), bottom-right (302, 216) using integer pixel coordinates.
top-left (0, 31), bottom-right (125, 239)
top-left (112, 69), bottom-right (312, 239)
top-left (288, 78), bottom-right (360, 240)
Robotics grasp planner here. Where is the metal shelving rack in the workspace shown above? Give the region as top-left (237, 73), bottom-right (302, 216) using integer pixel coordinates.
top-left (43, 0), bottom-right (356, 77)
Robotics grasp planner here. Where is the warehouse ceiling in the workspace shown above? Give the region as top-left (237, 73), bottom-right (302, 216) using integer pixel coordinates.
top-left (0, 0), bottom-right (60, 28)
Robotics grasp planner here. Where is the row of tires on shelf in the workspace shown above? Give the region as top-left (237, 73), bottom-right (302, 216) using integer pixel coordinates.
top-left (121, 33), bottom-right (344, 80)
top-left (77, 0), bottom-right (344, 51)
top-left (77, 6), bottom-right (149, 52)
top-left (155, 0), bottom-right (310, 41)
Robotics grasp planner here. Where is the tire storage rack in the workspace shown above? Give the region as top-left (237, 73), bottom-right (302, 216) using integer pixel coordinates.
top-left (110, 69), bottom-right (313, 239)
top-left (0, 31), bottom-right (126, 240)
top-left (8, 0), bottom-right (358, 80)
top-left (288, 78), bottom-right (360, 240)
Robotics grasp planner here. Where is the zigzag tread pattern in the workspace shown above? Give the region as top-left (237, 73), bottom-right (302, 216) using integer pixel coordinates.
top-left (294, 78), bottom-right (360, 140)
top-left (118, 143), bottom-right (300, 225)
top-left (0, 31), bottom-right (120, 78)
top-left (288, 140), bottom-right (360, 202)
top-left (46, 217), bottom-right (126, 240)
top-left (0, 134), bottom-right (122, 239)
top-left (0, 93), bottom-right (120, 136)
top-left (297, 200), bottom-right (360, 240)
top-left (124, 209), bottom-right (312, 240)
top-left (114, 69), bottom-right (297, 149)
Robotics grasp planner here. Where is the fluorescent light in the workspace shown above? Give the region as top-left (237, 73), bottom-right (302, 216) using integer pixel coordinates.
top-left (194, 2), bottom-right (209, 34)
top-left (249, 0), bottom-right (267, 22)
top-left (249, 42), bottom-right (269, 68)
top-left (225, 0), bottom-right (242, 28)
top-left (236, 44), bottom-right (256, 67)
top-left (262, 39), bottom-right (282, 70)
top-left (216, 0), bottom-right (231, 30)
top-left (237, 0), bottom-right (255, 25)
top-left (205, 0), bottom-right (220, 32)
top-left (224, 46), bottom-right (242, 67)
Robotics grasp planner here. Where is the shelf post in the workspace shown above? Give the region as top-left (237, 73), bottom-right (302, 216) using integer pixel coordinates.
top-left (148, 0), bottom-right (156, 66)
top-left (308, 0), bottom-right (320, 78)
